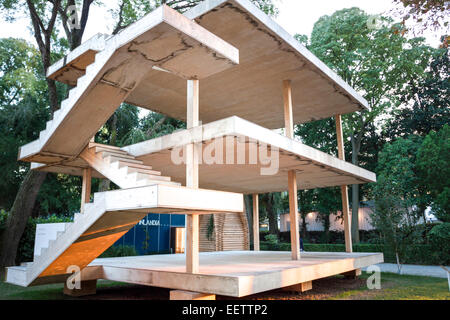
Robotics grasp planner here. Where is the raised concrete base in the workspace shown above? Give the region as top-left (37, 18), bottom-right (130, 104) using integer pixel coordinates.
top-left (282, 281), bottom-right (312, 293)
top-left (63, 279), bottom-right (97, 297)
top-left (170, 290), bottom-right (216, 300)
top-left (341, 269), bottom-right (362, 279)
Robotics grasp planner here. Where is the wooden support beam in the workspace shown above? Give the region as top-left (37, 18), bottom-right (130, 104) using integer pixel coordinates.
top-left (170, 290), bottom-right (216, 300)
top-left (80, 167), bottom-right (92, 213)
top-left (63, 280), bottom-right (97, 297)
top-left (283, 80), bottom-right (294, 139)
top-left (186, 79), bottom-right (200, 274)
top-left (335, 114), bottom-right (352, 253)
top-left (288, 170), bottom-right (300, 260)
top-left (252, 194), bottom-right (260, 251)
top-left (282, 281), bottom-right (312, 293)
top-left (186, 214), bottom-right (199, 274)
top-left (283, 80), bottom-right (300, 260)
top-left (341, 269), bottom-right (362, 279)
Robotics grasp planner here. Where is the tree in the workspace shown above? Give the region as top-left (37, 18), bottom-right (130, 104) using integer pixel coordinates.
top-left (313, 187), bottom-right (341, 243)
top-left (372, 137), bottom-right (425, 272)
top-left (392, 0), bottom-right (450, 34)
top-left (307, 8), bottom-right (433, 242)
top-left (0, 38), bottom-right (49, 210)
top-left (0, 0), bottom-right (94, 269)
top-left (384, 46), bottom-right (449, 140)
top-left (416, 125), bottom-right (450, 222)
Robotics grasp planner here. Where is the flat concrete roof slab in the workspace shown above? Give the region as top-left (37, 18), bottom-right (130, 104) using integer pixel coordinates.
top-left (123, 117), bottom-right (376, 193)
top-left (124, 0), bottom-right (368, 128)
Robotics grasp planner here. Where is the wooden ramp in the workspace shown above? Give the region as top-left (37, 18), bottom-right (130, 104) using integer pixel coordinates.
top-left (5, 186), bottom-right (243, 287)
top-left (75, 251), bottom-right (383, 298)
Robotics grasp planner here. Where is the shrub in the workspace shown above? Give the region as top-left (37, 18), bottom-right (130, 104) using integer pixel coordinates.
top-left (264, 234), bottom-right (279, 245)
top-left (260, 241), bottom-right (449, 265)
top-left (428, 223), bottom-right (450, 263)
top-left (100, 245), bottom-right (137, 258)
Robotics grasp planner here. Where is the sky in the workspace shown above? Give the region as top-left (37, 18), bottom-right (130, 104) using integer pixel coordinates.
top-left (0, 0), bottom-right (444, 48)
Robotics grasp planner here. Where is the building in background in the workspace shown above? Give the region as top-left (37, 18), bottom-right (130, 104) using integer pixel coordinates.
top-left (280, 203), bottom-right (375, 232)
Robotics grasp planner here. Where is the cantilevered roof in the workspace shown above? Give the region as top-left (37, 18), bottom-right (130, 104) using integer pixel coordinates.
top-left (124, 0), bottom-right (369, 128)
top-left (47, 0), bottom-right (368, 130)
top-left (123, 117), bottom-right (376, 193)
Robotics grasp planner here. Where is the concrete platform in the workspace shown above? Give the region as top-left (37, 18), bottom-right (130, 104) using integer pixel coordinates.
top-left (80, 251), bottom-right (383, 297)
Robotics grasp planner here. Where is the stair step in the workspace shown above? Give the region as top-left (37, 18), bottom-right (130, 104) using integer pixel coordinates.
top-left (20, 262), bottom-right (33, 267)
top-left (5, 266), bottom-right (27, 286)
top-left (117, 161), bottom-right (153, 170)
top-left (126, 166), bottom-right (158, 175)
top-left (39, 129), bottom-right (47, 140)
top-left (94, 146), bottom-right (128, 155)
top-left (140, 179), bottom-right (181, 187)
top-left (101, 151), bottom-right (135, 160)
top-left (89, 143), bottom-right (122, 151)
top-left (129, 172), bottom-right (171, 182)
top-left (107, 157), bottom-right (144, 166)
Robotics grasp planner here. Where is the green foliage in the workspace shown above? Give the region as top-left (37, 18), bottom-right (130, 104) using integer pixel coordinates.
top-left (0, 38), bottom-right (49, 209)
top-left (260, 241), bottom-right (449, 265)
top-left (417, 125), bottom-right (450, 221)
top-left (206, 215), bottom-right (214, 241)
top-left (111, 0), bottom-right (278, 33)
top-left (429, 223), bottom-right (450, 259)
top-left (372, 136), bottom-right (427, 263)
top-left (100, 245), bottom-right (137, 258)
top-left (36, 174), bottom-right (82, 216)
top-left (264, 233), bottom-right (279, 245)
top-left (385, 47), bottom-right (449, 139)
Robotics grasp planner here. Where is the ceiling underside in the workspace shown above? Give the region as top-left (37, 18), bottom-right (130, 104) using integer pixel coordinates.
top-left (124, 0), bottom-right (367, 129)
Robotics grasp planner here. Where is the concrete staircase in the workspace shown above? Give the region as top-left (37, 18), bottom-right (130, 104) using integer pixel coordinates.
top-left (5, 190), bottom-right (149, 287)
top-left (80, 143), bottom-right (180, 189)
top-left (6, 143), bottom-right (182, 287)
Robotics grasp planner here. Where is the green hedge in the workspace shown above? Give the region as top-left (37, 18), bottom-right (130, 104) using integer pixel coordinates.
top-left (100, 245), bottom-right (137, 258)
top-left (260, 241), bottom-right (449, 266)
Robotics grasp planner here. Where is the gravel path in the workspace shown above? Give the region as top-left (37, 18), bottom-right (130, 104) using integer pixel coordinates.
top-left (363, 263), bottom-right (450, 279)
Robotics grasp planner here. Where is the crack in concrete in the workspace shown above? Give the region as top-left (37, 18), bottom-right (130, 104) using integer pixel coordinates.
top-left (126, 34), bottom-right (194, 65)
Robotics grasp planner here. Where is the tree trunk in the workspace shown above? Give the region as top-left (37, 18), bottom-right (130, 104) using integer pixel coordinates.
top-left (244, 195), bottom-right (253, 246)
top-left (267, 195), bottom-right (279, 235)
top-left (0, 170), bottom-right (47, 272)
top-left (300, 214), bottom-right (307, 240)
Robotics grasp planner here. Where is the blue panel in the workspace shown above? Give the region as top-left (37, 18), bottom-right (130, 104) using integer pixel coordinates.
top-left (159, 225), bottom-right (170, 252)
top-left (147, 226), bottom-right (159, 253)
top-left (160, 214), bottom-right (170, 226)
top-left (171, 214), bottom-right (185, 227)
top-left (134, 224), bottom-right (149, 255)
top-left (121, 226), bottom-right (135, 247)
top-left (113, 213), bottom-right (186, 254)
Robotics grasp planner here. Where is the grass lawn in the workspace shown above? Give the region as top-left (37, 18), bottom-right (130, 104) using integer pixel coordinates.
top-left (0, 272), bottom-right (448, 300)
